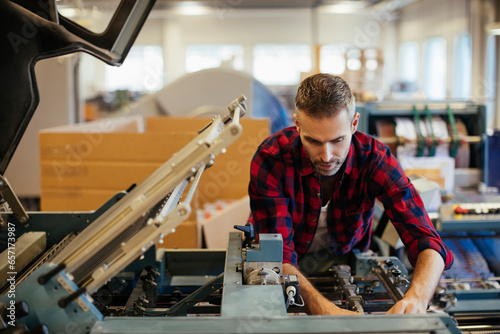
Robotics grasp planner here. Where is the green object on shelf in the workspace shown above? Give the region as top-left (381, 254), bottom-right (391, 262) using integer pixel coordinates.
top-left (424, 105), bottom-right (437, 156)
top-left (447, 105), bottom-right (459, 158)
top-left (412, 105), bottom-right (425, 157)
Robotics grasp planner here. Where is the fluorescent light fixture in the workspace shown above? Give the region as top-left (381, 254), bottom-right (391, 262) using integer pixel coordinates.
top-left (320, 1), bottom-right (367, 14)
top-left (175, 1), bottom-right (213, 16)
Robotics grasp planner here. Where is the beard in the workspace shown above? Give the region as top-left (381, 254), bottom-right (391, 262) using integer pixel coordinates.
top-left (312, 158), bottom-right (343, 176)
top-left (311, 146), bottom-right (349, 176)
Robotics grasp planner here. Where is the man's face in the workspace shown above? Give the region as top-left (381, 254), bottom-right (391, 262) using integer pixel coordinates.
top-left (294, 109), bottom-right (359, 176)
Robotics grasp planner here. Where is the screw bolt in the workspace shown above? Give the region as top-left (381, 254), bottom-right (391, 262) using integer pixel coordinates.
top-left (391, 268), bottom-right (401, 277)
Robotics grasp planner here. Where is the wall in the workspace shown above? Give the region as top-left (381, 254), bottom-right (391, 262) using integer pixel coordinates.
top-left (396, 0), bottom-right (470, 98)
top-left (161, 10), bottom-right (312, 80)
top-left (80, 17), bottom-right (165, 99)
top-left (74, 1), bottom-right (499, 108)
top-left (4, 56), bottom-right (77, 197)
top-left (79, 7), bottom-right (389, 99)
top-left (159, 9), bottom-right (385, 82)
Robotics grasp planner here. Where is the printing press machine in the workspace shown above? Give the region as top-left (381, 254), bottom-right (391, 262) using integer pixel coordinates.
top-left (0, 1), bottom-right (499, 333)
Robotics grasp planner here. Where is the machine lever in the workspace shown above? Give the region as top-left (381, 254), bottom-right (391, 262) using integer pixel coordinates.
top-left (198, 95), bottom-right (247, 134)
top-left (58, 287), bottom-right (86, 308)
top-left (233, 223), bottom-right (255, 248)
top-left (223, 94), bottom-right (247, 124)
top-left (37, 264), bottom-right (66, 285)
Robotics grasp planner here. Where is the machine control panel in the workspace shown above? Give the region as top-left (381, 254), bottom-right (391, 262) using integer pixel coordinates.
top-left (438, 203), bottom-right (500, 232)
top-left (452, 203), bottom-right (500, 215)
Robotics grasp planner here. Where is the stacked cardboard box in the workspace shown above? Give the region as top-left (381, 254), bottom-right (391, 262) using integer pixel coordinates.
top-left (39, 116), bottom-right (269, 248)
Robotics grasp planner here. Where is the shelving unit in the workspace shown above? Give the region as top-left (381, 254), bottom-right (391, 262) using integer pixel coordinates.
top-left (357, 101), bottom-right (488, 184)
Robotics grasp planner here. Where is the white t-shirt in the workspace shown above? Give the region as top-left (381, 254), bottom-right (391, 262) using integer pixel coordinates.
top-left (309, 201), bottom-right (330, 252)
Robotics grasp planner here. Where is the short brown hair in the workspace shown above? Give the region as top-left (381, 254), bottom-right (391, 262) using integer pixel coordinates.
top-left (295, 73), bottom-right (355, 119)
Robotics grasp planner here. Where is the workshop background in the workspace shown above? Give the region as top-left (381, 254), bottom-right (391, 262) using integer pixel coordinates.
top-left (1, 0), bottom-right (500, 332)
top-left (5, 0), bottom-right (500, 268)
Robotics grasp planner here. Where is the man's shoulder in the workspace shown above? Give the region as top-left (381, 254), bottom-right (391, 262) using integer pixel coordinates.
top-left (258, 126), bottom-right (300, 156)
top-left (350, 131), bottom-right (393, 170)
top-left (353, 131), bottom-right (388, 155)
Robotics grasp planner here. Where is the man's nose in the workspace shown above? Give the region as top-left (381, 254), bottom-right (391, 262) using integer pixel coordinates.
top-left (320, 144), bottom-right (333, 162)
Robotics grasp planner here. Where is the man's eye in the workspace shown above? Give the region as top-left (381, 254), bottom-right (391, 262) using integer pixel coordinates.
top-left (332, 138), bottom-right (343, 143)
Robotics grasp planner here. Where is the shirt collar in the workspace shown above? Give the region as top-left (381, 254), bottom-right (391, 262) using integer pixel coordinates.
top-left (300, 145), bottom-right (314, 176)
top-left (344, 140), bottom-right (354, 175)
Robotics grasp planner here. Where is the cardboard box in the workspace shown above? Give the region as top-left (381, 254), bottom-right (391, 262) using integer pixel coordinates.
top-left (145, 117), bottom-right (270, 205)
top-left (398, 156), bottom-right (455, 192)
top-left (39, 116), bottom-right (270, 248)
top-left (160, 220), bottom-right (201, 249)
top-left (41, 188), bottom-right (121, 211)
top-left (40, 161), bottom-right (161, 189)
top-left (40, 116), bottom-right (269, 207)
top-left (39, 130), bottom-right (195, 163)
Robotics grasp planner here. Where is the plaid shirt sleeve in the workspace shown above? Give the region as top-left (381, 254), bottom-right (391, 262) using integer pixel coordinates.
top-left (370, 145), bottom-right (453, 270)
top-left (248, 141), bottom-right (298, 266)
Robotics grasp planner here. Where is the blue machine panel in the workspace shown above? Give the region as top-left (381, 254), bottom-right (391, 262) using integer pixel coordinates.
top-left (246, 234), bottom-right (283, 263)
top-left (1, 263), bottom-right (102, 333)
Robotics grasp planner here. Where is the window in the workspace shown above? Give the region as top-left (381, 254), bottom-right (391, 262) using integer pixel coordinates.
top-left (185, 44), bottom-right (244, 73)
top-left (485, 35), bottom-right (497, 126)
top-left (346, 48), bottom-right (362, 71)
top-left (366, 59), bottom-right (378, 71)
top-left (398, 42), bottom-right (419, 86)
top-left (364, 48), bottom-right (379, 71)
top-left (486, 35), bottom-right (496, 100)
top-left (423, 38), bottom-right (446, 100)
top-left (105, 45), bottom-right (163, 93)
top-left (253, 44), bottom-right (311, 85)
top-left (320, 44), bottom-right (346, 75)
top-left (453, 34), bottom-right (472, 99)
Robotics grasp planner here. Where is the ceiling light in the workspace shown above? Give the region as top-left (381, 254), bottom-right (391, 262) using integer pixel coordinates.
top-left (320, 1), bottom-right (368, 14)
top-left (175, 1), bottom-right (212, 16)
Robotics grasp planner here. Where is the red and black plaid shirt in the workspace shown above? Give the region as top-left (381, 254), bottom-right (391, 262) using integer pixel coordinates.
top-left (248, 127), bottom-right (453, 269)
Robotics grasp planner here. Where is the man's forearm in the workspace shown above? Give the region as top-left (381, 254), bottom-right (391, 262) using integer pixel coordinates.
top-left (388, 248), bottom-right (445, 313)
top-left (283, 263), bottom-right (358, 315)
top-left (406, 248), bottom-right (445, 305)
top-left (283, 263), bottom-right (330, 314)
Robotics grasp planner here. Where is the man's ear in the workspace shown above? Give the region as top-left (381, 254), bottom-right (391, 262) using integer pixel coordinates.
top-left (293, 113), bottom-right (300, 131)
top-left (351, 112), bottom-right (360, 134)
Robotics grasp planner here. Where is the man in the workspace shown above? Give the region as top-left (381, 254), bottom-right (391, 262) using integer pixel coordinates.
top-left (248, 74), bottom-right (453, 315)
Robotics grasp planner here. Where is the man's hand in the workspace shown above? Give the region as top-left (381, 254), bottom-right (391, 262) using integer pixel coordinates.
top-left (387, 249), bottom-right (445, 314)
top-left (283, 263), bottom-right (359, 316)
top-left (314, 300), bottom-right (360, 316)
top-left (387, 296), bottom-right (426, 314)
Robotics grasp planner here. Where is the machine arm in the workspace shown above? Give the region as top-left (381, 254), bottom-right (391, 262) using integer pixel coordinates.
top-left (0, 0), bottom-right (156, 174)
